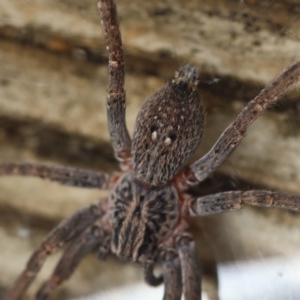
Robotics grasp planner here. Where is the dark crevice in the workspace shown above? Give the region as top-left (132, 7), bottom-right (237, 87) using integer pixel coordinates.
top-left (0, 116), bottom-right (118, 172)
top-left (0, 204), bottom-right (60, 231)
top-left (0, 25), bottom-right (298, 112)
top-left (1, 24), bottom-right (299, 121)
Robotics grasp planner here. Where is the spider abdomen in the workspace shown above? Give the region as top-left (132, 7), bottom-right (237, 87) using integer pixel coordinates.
top-left (109, 173), bottom-right (179, 262)
top-left (132, 65), bottom-right (205, 186)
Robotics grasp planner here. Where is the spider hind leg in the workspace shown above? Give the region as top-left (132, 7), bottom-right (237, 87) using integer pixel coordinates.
top-left (36, 219), bottom-right (109, 300)
top-left (4, 200), bottom-right (106, 300)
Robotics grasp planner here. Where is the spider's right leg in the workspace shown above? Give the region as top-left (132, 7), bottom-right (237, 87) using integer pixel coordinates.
top-left (161, 250), bottom-right (182, 300)
top-left (98, 0), bottom-right (131, 169)
top-left (176, 234), bottom-right (201, 300)
top-left (4, 198), bottom-right (107, 300)
top-left (187, 61), bottom-right (300, 185)
top-left (0, 163), bottom-right (112, 189)
top-left (188, 190), bottom-right (300, 216)
top-left (35, 218), bottom-right (110, 299)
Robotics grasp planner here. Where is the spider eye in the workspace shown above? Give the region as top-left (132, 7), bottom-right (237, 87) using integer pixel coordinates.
top-left (169, 133), bottom-right (177, 141)
top-left (150, 125), bottom-right (158, 133)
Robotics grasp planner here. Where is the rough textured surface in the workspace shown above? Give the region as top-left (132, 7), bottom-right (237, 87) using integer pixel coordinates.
top-left (0, 0), bottom-right (300, 299)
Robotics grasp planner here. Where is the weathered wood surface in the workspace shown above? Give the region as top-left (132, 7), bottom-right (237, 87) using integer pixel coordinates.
top-left (0, 0), bottom-right (300, 299)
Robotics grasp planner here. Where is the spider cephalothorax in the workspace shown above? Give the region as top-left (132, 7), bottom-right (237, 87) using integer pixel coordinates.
top-left (132, 65), bottom-right (204, 186)
top-left (2, 0), bottom-right (300, 300)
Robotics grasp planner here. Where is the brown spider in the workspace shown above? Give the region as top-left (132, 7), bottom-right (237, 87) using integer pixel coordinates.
top-left (2, 0), bottom-right (300, 299)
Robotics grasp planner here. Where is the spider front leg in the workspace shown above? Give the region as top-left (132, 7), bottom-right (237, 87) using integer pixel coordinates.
top-left (188, 190), bottom-right (300, 216)
top-left (188, 61), bottom-right (300, 184)
top-left (4, 199), bottom-right (107, 300)
top-left (99, 0), bottom-right (131, 169)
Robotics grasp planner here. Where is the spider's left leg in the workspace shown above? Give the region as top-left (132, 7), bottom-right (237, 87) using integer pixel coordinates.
top-left (176, 233), bottom-right (201, 300)
top-left (35, 219), bottom-right (110, 299)
top-left (187, 61), bottom-right (300, 185)
top-left (4, 199), bottom-right (106, 300)
top-left (188, 190), bottom-right (300, 217)
top-left (98, 0), bottom-right (131, 169)
top-left (0, 163), bottom-right (112, 189)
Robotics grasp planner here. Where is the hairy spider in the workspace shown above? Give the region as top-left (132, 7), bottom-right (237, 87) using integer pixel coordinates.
top-left (2, 0), bottom-right (300, 299)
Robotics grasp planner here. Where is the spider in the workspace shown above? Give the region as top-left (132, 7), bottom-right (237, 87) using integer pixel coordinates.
top-left (2, 0), bottom-right (300, 299)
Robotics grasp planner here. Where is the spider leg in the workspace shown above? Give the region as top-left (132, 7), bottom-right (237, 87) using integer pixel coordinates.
top-left (35, 219), bottom-right (109, 299)
top-left (176, 234), bottom-right (201, 300)
top-left (161, 251), bottom-right (182, 300)
top-left (4, 199), bottom-right (106, 300)
top-left (188, 61), bottom-right (300, 184)
top-left (98, 0), bottom-right (131, 169)
top-left (188, 190), bottom-right (300, 216)
top-left (144, 261), bottom-right (163, 286)
top-left (0, 163), bottom-right (112, 189)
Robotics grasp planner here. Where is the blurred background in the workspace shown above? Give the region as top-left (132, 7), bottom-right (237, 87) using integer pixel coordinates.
top-left (0, 0), bottom-right (300, 299)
